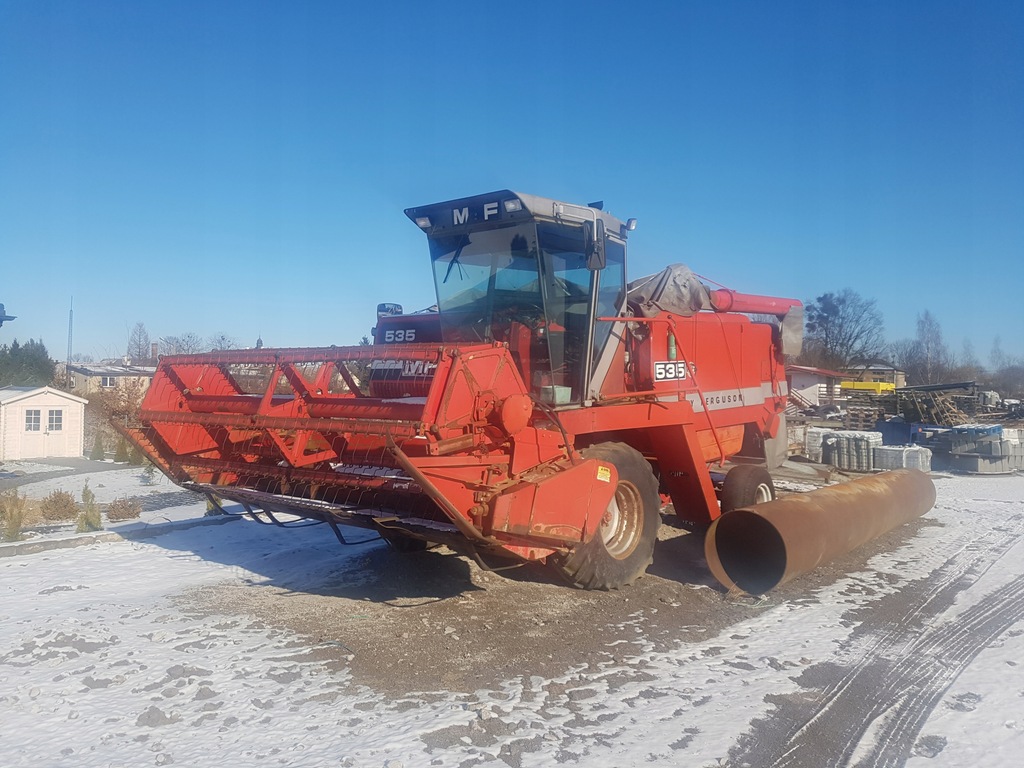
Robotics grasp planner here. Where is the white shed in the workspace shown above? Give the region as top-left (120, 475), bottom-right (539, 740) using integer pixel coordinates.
top-left (0, 386), bottom-right (87, 461)
top-left (786, 365), bottom-right (846, 407)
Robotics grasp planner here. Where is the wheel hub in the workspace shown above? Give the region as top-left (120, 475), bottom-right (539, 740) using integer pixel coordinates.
top-left (600, 482), bottom-right (643, 559)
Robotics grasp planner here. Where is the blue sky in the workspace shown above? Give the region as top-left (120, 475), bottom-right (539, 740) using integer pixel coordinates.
top-left (1, 1), bottom-right (1022, 364)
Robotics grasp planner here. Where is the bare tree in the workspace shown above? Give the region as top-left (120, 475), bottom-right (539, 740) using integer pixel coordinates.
top-left (799, 289), bottom-right (885, 370)
top-left (959, 338), bottom-right (979, 369)
top-left (127, 322), bottom-right (151, 362)
top-left (159, 332), bottom-right (205, 356)
top-left (88, 377), bottom-right (147, 423)
top-left (889, 339), bottom-right (919, 380)
top-left (85, 376), bottom-right (148, 453)
top-left (949, 339), bottom-right (983, 382)
top-left (916, 311), bottom-right (953, 384)
top-left (990, 337), bottom-right (1007, 371)
top-left (990, 359), bottom-right (1024, 399)
top-left (889, 311), bottom-right (954, 385)
top-left (208, 333), bottom-right (238, 351)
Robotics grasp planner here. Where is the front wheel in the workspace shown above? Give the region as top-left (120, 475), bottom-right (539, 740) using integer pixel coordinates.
top-left (553, 443), bottom-right (661, 590)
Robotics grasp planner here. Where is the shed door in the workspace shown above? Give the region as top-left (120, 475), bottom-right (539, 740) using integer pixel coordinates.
top-left (44, 408), bottom-right (66, 457)
top-left (21, 407), bottom-right (47, 458)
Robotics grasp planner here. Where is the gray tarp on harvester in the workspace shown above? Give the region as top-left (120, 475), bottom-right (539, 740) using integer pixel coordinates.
top-left (626, 264), bottom-right (710, 318)
top-left (627, 263), bottom-right (803, 357)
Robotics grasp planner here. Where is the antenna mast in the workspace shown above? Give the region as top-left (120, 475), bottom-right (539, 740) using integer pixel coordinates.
top-left (66, 297), bottom-right (74, 388)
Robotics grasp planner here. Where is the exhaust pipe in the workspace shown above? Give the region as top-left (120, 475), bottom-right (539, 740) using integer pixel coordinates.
top-left (705, 469), bottom-right (936, 595)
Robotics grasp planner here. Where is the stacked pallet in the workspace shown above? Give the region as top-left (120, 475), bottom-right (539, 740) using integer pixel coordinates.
top-left (897, 390), bottom-right (970, 426)
top-left (844, 404), bottom-right (885, 431)
top-left (843, 391), bottom-right (894, 431)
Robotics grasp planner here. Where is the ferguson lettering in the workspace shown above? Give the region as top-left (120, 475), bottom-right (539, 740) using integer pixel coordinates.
top-left (704, 393), bottom-right (744, 406)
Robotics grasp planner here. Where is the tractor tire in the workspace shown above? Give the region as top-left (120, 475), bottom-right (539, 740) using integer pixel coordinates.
top-left (720, 465), bottom-right (775, 514)
top-left (554, 442), bottom-right (661, 590)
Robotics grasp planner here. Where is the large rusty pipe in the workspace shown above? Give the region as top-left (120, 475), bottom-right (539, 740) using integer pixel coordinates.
top-left (705, 469), bottom-right (936, 595)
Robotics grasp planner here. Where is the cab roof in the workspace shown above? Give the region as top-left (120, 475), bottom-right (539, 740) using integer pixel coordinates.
top-left (405, 190), bottom-right (632, 239)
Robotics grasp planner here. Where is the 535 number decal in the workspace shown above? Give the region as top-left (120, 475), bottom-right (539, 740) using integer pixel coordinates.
top-left (383, 329), bottom-right (416, 343)
top-left (654, 361), bottom-right (688, 381)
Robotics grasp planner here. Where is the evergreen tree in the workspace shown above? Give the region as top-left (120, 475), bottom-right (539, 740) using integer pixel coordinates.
top-left (90, 433), bottom-right (105, 461)
top-left (0, 338), bottom-right (55, 386)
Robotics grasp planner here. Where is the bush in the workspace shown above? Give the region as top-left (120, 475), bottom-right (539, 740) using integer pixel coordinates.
top-left (114, 440), bottom-right (130, 463)
top-left (1, 490), bottom-right (27, 542)
top-left (77, 506), bottom-right (102, 532)
top-left (106, 497), bottom-right (142, 522)
top-left (141, 463), bottom-right (157, 485)
top-left (128, 444), bottom-right (144, 466)
top-left (77, 480), bottom-right (102, 532)
top-left (89, 433), bottom-right (105, 461)
top-left (39, 490), bottom-right (79, 523)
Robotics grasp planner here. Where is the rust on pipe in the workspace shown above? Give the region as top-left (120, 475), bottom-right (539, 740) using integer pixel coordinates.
top-left (705, 469), bottom-right (936, 595)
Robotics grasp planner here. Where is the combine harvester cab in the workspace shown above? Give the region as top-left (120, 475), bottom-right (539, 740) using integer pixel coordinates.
top-left (121, 190), bottom-right (934, 591)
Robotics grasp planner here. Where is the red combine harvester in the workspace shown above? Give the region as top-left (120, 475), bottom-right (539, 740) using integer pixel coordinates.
top-left (120, 191), bottom-right (934, 592)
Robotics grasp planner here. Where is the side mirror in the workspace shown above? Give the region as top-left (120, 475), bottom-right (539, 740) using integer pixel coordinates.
top-left (584, 219), bottom-right (606, 271)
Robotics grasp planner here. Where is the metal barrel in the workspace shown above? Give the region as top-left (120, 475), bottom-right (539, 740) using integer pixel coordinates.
top-left (705, 469), bottom-right (936, 595)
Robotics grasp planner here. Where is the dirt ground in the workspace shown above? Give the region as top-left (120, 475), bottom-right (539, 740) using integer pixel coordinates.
top-left (180, 512), bottom-right (931, 698)
top-left (9, 462), bottom-right (1021, 767)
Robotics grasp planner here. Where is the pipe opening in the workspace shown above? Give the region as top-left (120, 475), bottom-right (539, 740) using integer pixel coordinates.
top-left (710, 510), bottom-right (788, 595)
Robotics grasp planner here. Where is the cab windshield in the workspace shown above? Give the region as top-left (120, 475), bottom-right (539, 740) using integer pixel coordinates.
top-left (429, 221), bottom-right (624, 403)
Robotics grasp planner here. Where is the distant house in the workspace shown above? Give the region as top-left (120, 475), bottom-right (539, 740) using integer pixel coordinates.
top-left (65, 362), bottom-right (156, 396)
top-left (843, 362), bottom-right (907, 388)
top-left (786, 365), bottom-right (847, 407)
top-left (0, 386), bottom-right (87, 460)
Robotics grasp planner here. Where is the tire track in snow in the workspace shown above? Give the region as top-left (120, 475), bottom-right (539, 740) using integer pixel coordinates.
top-left (846, 573), bottom-right (1024, 767)
top-left (731, 511), bottom-right (1024, 768)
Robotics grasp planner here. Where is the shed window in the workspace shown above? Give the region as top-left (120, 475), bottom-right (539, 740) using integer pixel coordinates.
top-left (25, 409), bottom-right (41, 431)
top-left (48, 410), bottom-right (63, 431)
top-left (101, 376), bottom-right (116, 388)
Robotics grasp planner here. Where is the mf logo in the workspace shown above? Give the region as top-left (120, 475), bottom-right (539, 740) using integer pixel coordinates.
top-left (452, 202), bottom-right (500, 226)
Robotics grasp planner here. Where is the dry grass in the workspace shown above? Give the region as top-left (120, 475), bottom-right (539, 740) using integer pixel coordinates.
top-left (1, 490), bottom-right (28, 541)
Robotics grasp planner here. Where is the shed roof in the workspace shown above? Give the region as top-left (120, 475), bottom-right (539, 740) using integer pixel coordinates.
top-left (786, 364), bottom-right (848, 379)
top-left (0, 386), bottom-right (89, 406)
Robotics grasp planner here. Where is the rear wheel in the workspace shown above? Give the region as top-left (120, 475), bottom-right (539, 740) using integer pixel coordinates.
top-left (554, 443), bottom-right (661, 590)
top-left (720, 465), bottom-right (775, 513)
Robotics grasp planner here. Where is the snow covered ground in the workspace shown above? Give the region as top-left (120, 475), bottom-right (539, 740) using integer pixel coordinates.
top-left (1, 466), bottom-right (1022, 767)
top-left (2, 463), bottom-right (214, 534)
